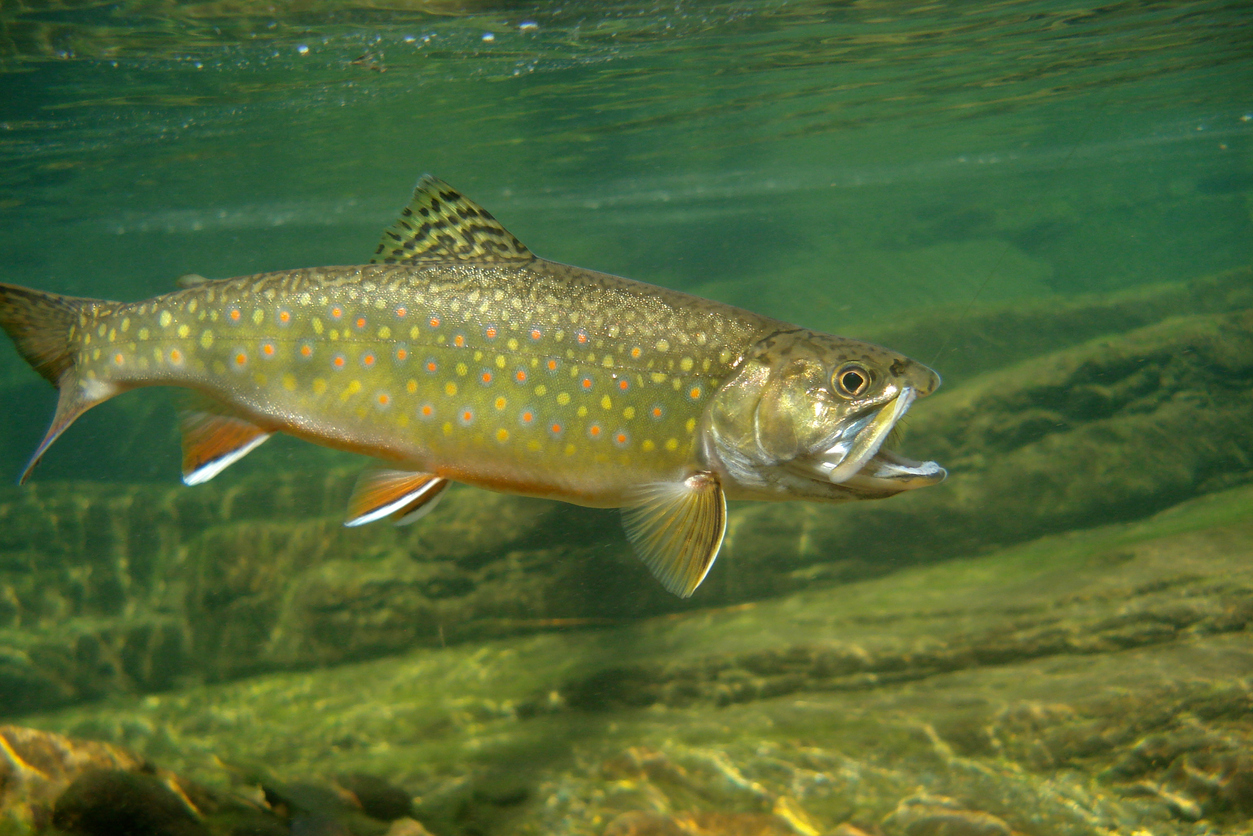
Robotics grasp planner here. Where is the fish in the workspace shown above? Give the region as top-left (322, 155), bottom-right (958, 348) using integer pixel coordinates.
top-left (0, 176), bottom-right (945, 597)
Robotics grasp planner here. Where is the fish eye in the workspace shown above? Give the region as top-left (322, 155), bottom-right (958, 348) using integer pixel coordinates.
top-left (832, 363), bottom-right (872, 398)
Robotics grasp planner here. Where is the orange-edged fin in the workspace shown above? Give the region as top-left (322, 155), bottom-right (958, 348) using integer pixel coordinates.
top-left (344, 468), bottom-right (449, 527)
top-left (621, 473), bottom-right (727, 598)
top-left (180, 410), bottom-right (271, 486)
top-left (0, 282), bottom-right (115, 484)
top-left (391, 477), bottom-right (450, 525)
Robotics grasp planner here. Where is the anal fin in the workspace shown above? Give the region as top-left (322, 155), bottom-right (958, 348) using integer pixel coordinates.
top-left (345, 468), bottom-right (449, 527)
top-left (621, 472), bottom-right (727, 598)
top-left (181, 410), bottom-right (271, 486)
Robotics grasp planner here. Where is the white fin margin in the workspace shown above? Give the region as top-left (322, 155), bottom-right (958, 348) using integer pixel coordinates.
top-left (183, 433), bottom-right (271, 486)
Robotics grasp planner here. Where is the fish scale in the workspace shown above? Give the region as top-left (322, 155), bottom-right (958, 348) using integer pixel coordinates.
top-left (0, 176), bottom-right (946, 597)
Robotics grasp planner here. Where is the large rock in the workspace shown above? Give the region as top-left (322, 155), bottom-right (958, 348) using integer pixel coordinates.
top-left (0, 268), bottom-right (1251, 713)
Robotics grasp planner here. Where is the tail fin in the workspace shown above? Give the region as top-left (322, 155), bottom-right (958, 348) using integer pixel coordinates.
top-left (0, 282), bottom-right (112, 483)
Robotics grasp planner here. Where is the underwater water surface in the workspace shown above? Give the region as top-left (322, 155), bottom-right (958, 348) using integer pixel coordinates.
top-left (1, 1), bottom-right (1252, 834)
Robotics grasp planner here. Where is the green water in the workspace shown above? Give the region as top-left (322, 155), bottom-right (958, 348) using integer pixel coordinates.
top-left (1, 2), bottom-right (1252, 834)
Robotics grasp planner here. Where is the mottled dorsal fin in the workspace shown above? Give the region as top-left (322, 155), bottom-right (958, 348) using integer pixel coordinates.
top-left (371, 175), bottom-right (533, 265)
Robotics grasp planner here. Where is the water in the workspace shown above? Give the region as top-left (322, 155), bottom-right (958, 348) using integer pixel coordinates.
top-left (1, 2), bottom-right (1251, 834)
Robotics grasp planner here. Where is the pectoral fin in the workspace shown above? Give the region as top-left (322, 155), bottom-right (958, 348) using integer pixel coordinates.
top-left (180, 410), bottom-right (271, 486)
top-left (621, 473), bottom-right (727, 598)
top-left (344, 468), bottom-right (449, 527)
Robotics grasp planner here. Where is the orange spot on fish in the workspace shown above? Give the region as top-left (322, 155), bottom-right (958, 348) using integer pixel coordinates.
top-left (581, 377), bottom-right (593, 390)
top-left (377, 393), bottom-right (390, 406)
top-left (550, 423), bottom-right (563, 435)
top-left (113, 353), bottom-right (125, 365)
top-left (429, 316), bottom-right (441, 328)
top-left (689, 386), bottom-right (702, 400)
top-left (169, 349), bottom-right (182, 363)
top-left (454, 334), bottom-right (466, 348)
top-left (420, 404), bottom-right (434, 418)
top-left (630, 347), bottom-right (641, 358)
top-left (588, 424), bottom-right (602, 438)
top-left (460, 409), bottom-right (474, 425)
top-left (278, 310), bottom-right (291, 324)
top-left (355, 316), bottom-right (367, 329)
top-left (618, 379), bottom-right (629, 391)
top-left (300, 344), bottom-right (313, 357)
top-left (425, 360), bottom-right (438, 373)
top-left (235, 352), bottom-right (247, 366)
top-left (514, 369), bottom-right (527, 383)
top-left (485, 325), bottom-right (498, 339)
top-left (480, 370), bottom-right (493, 384)
top-left (395, 306), bottom-right (407, 318)
top-left (229, 308), bottom-right (242, 322)
top-left (521, 410), bottom-right (534, 424)
top-left (614, 431), bottom-right (628, 446)
top-left (362, 353), bottom-right (376, 367)
top-left (331, 306), bottom-right (343, 320)
top-left (396, 348), bottom-right (408, 361)
top-left (530, 328), bottom-right (542, 340)
top-left (651, 406), bottom-right (664, 419)
top-left (333, 355), bottom-right (346, 368)
top-left (262, 343), bottom-right (275, 357)
top-left (576, 330), bottom-right (588, 344)
top-left (546, 359), bottom-right (558, 372)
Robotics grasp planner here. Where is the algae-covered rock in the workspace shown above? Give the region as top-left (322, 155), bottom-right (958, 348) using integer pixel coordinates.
top-left (1, 269), bottom-right (1252, 713)
top-left (10, 483), bottom-right (1252, 836)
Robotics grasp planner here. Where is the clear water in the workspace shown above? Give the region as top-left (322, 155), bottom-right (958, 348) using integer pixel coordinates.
top-left (0, 1), bottom-right (1251, 833)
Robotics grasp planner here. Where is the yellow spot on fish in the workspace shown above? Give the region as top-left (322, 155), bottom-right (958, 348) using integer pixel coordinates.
top-left (650, 372), bottom-right (667, 384)
top-left (252, 309), bottom-right (264, 325)
top-left (665, 438), bottom-right (679, 451)
top-left (378, 326), bottom-right (391, 339)
top-left (139, 328), bottom-right (150, 340)
top-left (565, 444), bottom-right (576, 456)
top-left (254, 373), bottom-right (267, 386)
top-left (600, 395), bottom-right (612, 410)
top-left (623, 406), bottom-right (635, 420)
top-left (556, 391), bottom-right (570, 405)
top-left (577, 405), bottom-right (588, 418)
top-left (494, 396), bottom-right (507, 410)
top-left (680, 356), bottom-right (694, 372)
top-left (312, 318), bottom-right (324, 335)
top-left (406, 379), bottom-right (417, 394)
top-left (283, 374), bottom-right (297, 391)
top-left (655, 339), bottom-right (670, 352)
top-left (200, 330), bottom-right (214, 349)
top-left (534, 384), bottom-right (547, 397)
top-left (456, 363), bottom-right (467, 377)
top-left (495, 355), bottom-right (506, 369)
top-left (177, 324), bottom-right (190, 339)
top-left (121, 318), bottom-right (130, 331)
top-left (92, 348), bottom-right (101, 360)
top-left (442, 422), bottom-right (453, 436)
top-left (685, 417), bottom-right (697, 433)
top-left (397, 413), bottom-right (410, 428)
top-left (159, 311), bottom-right (172, 328)
top-left (187, 300), bottom-right (197, 314)
top-left (340, 380), bottom-right (362, 401)
top-left (83, 334), bottom-right (91, 345)
top-left (602, 356), bottom-right (615, 368)
top-left (507, 338), bottom-right (518, 350)
top-left (642, 439), bottom-right (655, 452)
top-left (313, 378), bottom-right (328, 395)
top-left (410, 326), bottom-right (420, 340)
top-left (108, 329), bottom-right (117, 341)
top-left (445, 381), bottom-right (458, 397)
top-left (527, 440), bottom-right (542, 452)
top-left (97, 324), bottom-right (107, 337)
top-left (496, 428), bottom-right (509, 443)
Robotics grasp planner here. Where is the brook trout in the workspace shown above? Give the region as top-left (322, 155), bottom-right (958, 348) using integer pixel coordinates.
top-left (0, 177), bottom-right (945, 596)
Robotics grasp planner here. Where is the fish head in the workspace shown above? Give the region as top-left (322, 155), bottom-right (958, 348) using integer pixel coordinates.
top-left (705, 328), bottom-right (945, 502)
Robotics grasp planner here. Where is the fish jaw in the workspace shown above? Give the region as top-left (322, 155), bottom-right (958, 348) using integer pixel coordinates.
top-left (704, 330), bottom-right (945, 504)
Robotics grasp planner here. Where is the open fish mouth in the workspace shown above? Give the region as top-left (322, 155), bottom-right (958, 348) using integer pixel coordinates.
top-left (804, 387), bottom-right (946, 491)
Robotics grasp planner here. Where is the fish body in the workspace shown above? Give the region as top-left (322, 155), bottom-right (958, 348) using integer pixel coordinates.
top-left (0, 177), bottom-right (945, 596)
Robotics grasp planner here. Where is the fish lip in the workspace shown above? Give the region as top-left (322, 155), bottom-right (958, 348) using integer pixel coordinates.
top-left (801, 386), bottom-right (945, 488)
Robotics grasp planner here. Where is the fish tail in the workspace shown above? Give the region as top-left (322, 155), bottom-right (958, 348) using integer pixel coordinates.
top-left (0, 282), bottom-right (116, 483)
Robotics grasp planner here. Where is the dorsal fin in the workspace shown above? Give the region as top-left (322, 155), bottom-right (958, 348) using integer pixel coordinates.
top-left (175, 273), bottom-right (211, 289)
top-left (371, 176), bottom-right (533, 265)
